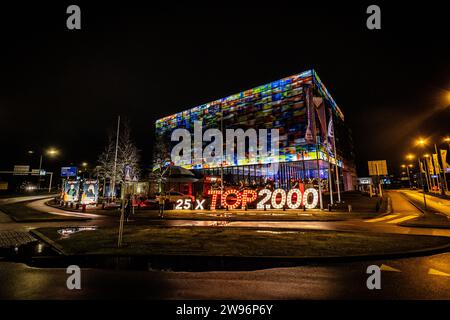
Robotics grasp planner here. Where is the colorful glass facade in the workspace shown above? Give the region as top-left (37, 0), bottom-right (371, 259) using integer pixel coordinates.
top-left (155, 69), bottom-right (347, 172)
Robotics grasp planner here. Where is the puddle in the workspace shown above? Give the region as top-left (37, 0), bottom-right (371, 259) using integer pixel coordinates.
top-left (57, 226), bottom-right (98, 239)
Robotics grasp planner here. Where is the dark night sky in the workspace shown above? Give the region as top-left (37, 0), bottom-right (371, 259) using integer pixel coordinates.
top-left (0, 2), bottom-right (448, 176)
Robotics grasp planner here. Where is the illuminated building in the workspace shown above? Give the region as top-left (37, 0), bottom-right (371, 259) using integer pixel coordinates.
top-left (155, 69), bottom-right (356, 193)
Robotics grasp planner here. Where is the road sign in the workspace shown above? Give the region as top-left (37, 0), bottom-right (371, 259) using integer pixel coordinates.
top-left (357, 177), bottom-right (372, 185)
top-left (31, 169), bottom-right (46, 176)
top-left (368, 160), bottom-right (388, 176)
top-left (61, 167), bottom-right (78, 177)
top-left (13, 165), bottom-right (30, 176)
top-left (124, 165), bottom-right (132, 182)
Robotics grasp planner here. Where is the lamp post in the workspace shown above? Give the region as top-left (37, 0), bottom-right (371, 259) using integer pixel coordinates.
top-left (443, 137), bottom-right (450, 193)
top-left (31, 148), bottom-right (59, 190)
top-left (410, 140), bottom-right (429, 210)
top-left (80, 162), bottom-right (89, 179)
top-left (401, 164), bottom-right (412, 188)
top-left (444, 137), bottom-right (450, 150)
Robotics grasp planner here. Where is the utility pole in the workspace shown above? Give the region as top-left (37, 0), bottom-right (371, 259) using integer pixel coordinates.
top-left (48, 172), bottom-right (53, 193)
top-left (314, 138), bottom-right (323, 210)
top-left (111, 116), bottom-right (120, 200)
top-left (37, 154), bottom-right (43, 190)
top-left (375, 163), bottom-right (382, 198)
top-left (418, 158), bottom-right (428, 210)
top-left (406, 166), bottom-right (412, 189)
top-left (328, 159), bottom-right (334, 205)
top-left (220, 108), bottom-right (224, 198)
top-left (330, 109), bottom-right (341, 202)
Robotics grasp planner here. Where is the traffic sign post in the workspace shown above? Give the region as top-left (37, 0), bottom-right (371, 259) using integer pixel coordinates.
top-left (368, 160), bottom-right (388, 198)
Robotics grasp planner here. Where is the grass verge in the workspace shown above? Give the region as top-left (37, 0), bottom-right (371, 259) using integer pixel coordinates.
top-left (36, 225), bottom-right (450, 258)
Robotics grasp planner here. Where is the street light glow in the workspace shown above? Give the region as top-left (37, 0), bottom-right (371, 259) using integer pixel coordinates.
top-left (46, 148), bottom-right (59, 156)
top-left (416, 138), bottom-right (427, 147)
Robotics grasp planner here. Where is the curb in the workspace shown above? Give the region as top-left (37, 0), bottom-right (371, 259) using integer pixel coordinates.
top-left (29, 227), bottom-right (450, 269)
top-left (399, 222), bottom-right (450, 229)
top-left (26, 242), bottom-right (450, 271)
top-left (0, 201), bottom-right (90, 223)
top-left (386, 195), bottom-right (392, 214)
top-left (30, 230), bottom-right (67, 256)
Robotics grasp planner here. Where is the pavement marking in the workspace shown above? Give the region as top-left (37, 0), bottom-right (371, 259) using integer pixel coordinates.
top-left (386, 215), bottom-right (418, 224)
top-left (49, 211), bottom-right (101, 218)
top-left (380, 264), bottom-right (401, 272)
top-left (428, 268), bottom-right (450, 277)
top-left (365, 214), bottom-right (400, 223)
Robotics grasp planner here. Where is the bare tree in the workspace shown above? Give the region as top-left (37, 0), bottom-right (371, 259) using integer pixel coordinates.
top-left (117, 121), bottom-right (141, 183)
top-left (97, 120), bottom-right (141, 196)
top-left (149, 133), bottom-right (172, 193)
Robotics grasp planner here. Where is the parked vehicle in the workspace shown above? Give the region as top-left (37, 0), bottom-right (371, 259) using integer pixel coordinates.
top-left (155, 191), bottom-right (194, 203)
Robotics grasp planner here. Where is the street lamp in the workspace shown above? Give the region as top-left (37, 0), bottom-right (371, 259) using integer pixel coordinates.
top-left (444, 137), bottom-right (450, 149)
top-left (80, 162), bottom-right (89, 178)
top-left (417, 136), bottom-right (447, 194)
top-left (36, 148), bottom-right (60, 190)
top-left (408, 148), bottom-right (428, 211)
top-left (416, 138), bottom-right (427, 147)
top-left (401, 164), bottom-right (412, 189)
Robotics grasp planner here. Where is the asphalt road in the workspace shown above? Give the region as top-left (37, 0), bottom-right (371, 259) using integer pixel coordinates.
top-left (1, 191), bottom-right (450, 299)
top-left (1, 253), bottom-right (450, 299)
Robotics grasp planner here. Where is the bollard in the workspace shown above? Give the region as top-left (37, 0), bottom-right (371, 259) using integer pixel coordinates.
top-left (303, 205), bottom-right (306, 211)
top-left (283, 205), bottom-right (286, 211)
top-left (328, 204), bottom-right (332, 212)
top-left (82, 204), bottom-right (86, 212)
top-left (244, 205), bottom-right (247, 211)
top-left (348, 204), bottom-right (352, 213)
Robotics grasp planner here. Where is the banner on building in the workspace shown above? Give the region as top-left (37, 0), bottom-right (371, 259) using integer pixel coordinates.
top-left (327, 108), bottom-right (335, 156)
top-left (304, 85), bottom-right (316, 145)
top-left (426, 157), bottom-right (434, 175)
top-left (419, 160), bottom-right (425, 173)
top-left (63, 180), bottom-right (80, 202)
top-left (432, 154), bottom-right (441, 173)
top-left (440, 149), bottom-right (448, 171)
top-left (313, 96), bottom-right (328, 147)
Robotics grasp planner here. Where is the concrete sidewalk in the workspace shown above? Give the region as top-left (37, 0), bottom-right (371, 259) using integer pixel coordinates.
top-left (400, 189), bottom-right (450, 217)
